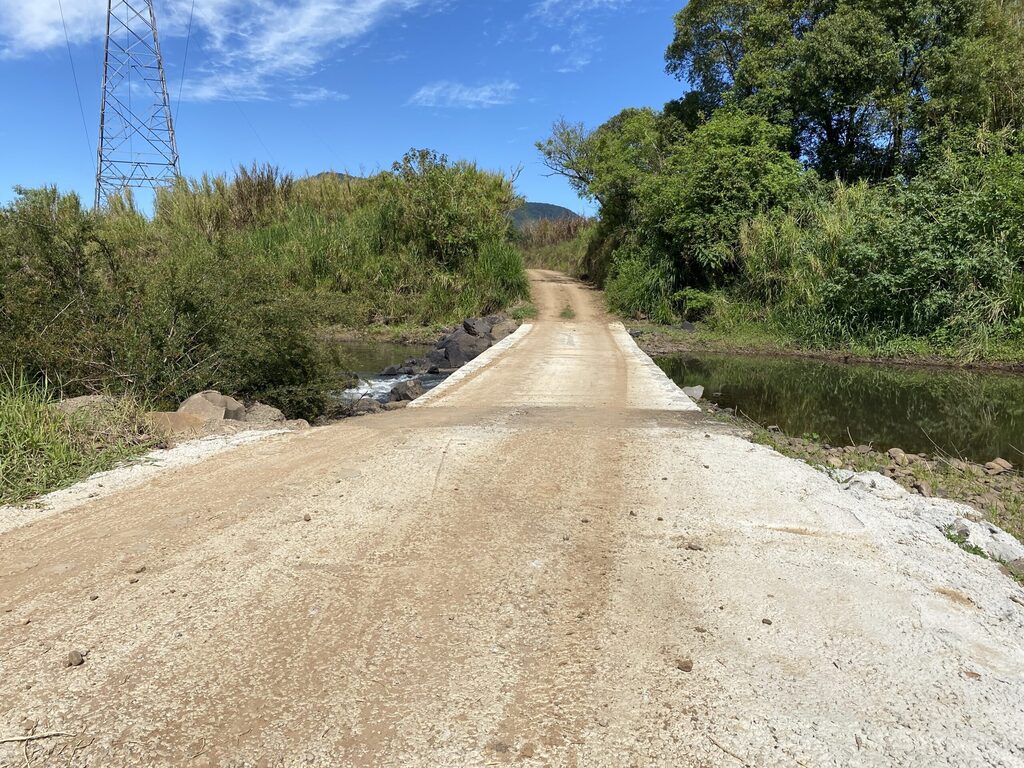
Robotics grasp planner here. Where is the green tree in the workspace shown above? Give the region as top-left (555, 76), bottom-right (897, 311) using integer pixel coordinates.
top-left (665, 0), bottom-right (1024, 180)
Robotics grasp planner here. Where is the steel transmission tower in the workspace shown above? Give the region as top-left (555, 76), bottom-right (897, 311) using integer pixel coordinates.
top-left (94, 0), bottom-right (180, 209)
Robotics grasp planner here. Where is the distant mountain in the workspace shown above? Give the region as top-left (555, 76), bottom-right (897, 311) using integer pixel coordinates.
top-left (511, 202), bottom-right (582, 229)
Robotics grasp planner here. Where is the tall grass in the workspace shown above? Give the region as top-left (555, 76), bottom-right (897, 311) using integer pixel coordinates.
top-left (0, 372), bottom-right (152, 505)
top-left (518, 218), bottom-right (594, 275)
top-left (0, 152), bottom-right (530, 418)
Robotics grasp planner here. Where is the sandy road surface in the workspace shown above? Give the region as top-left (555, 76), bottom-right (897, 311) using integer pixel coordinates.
top-left (1, 271), bottom-right (1023, 767)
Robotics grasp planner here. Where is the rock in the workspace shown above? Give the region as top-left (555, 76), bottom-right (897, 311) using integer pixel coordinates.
top-left (383, 401), bottom-right (409, 411)
top-left (682, 385), bottom-right (704, 401)
top-left (351, 400), bottom-right (382, 416)
top-left (441, 328), bottom-right (492, 367)
top-left (1006, 559), bottom-right (1024, 579)
top-left (20, 718), bottom-right (36, 734)
top-left (381, 365), bottom-right (401, 377)
top-left (856, 445), bottom-right (872, 455)
top-left (303, 513), bottom-right (312, 522)
top-left (424, 349), bottom-right (448, 367)
top-left (178, 390), bottom-right (246, 422)
top-left (628, 329), bottom-right (644, 338)
top-left (285, 419), bottom-right (311, 430)
top-left (245, 402), bottom-right (286, 424)
top-left (55, 394), bottom-right (117, 418)
top-left (913, 480), bottom-right (934, 497)
top-left (147, 411), bottom-right (206, 437)
top-left (675, 658), bottom-right (694, 672)
top-left (66, 650), bottom-right (84, 667)
top-left (462, 317), bottom-right (493, 337)
top-left (888, 447), bottom-right (909, 467)
top-left (762, 618), bottom-right (773, 626)
top-left (827, 456), bottom-right (844, 469)
top-left (679, 321), bottom-right (697, 333)
top-left (389, 380), bottom-right (425, 403)
top-left (490, 319), bottom-right (519, 342)
top-left (206, 392), bottom-right (246, 421)
top-left (177, 395), bottom-right (224, 421)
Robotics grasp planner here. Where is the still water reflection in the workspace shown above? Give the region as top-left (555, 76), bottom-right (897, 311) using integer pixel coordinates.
top-left (657, 352), bottom-right (1024, 464)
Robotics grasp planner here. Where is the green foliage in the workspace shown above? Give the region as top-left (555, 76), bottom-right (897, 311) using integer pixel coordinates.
top-left (518, 218), bottom-right (595, 276)
top-left (604, 245), bottom-right (676, 323)
top-left (0, 371), bottom-right (153, 505)
top-left (537, 0), bottom-right (1024, 361)
top-left (666, 0), bottom-right (1024, 181)
top-left (740, 130), bottom-right (1024, 349)
top-left (0, 155), bottom-right (529, 419)
top-left (637, 109), bottom-right (802, 285)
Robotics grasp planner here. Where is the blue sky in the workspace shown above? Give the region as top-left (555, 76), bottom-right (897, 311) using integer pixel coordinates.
top-left (0, 0), bottom-right (685, 213)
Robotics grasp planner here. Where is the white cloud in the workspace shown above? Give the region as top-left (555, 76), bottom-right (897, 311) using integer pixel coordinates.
top-left (0, 0), bottom-right (105, 56)
top-left (292, 87), bottom-right (350, 107)
top-left (409, 80), bottom-right (519, 109)
top-left (531, 0), bottom-right (629, 24)
top-left (0, 0), bottom-right (428, 101)
top-left (530, 0), bottom-right (630, 73)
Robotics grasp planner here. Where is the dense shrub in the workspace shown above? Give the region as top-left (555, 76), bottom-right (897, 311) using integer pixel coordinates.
top-left (741, 130), bottom-right (1024, 348)
top-left (0, 371), bottom-right (152, 505)
top-left (0, 153), bottom-right (529, 417)
top-left (537, 0), bottom-right (1024, 359)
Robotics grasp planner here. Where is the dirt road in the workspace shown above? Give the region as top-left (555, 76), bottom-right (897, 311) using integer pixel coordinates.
top-left (2, 271), bottom-right (1022, 767)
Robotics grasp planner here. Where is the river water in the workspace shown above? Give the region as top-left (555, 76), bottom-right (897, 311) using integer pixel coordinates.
top-left (657, 352), bottom-right (1024, 465)
top-left (335, 341), bottom-right (443, 403)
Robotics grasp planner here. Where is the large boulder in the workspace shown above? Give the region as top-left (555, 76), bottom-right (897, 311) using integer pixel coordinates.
top-left (55, 395), bottom-right (118, 418)
top-left (425, 349), bottom-right (449, 368)
top-left (147, 411), bottom-right (206, 438)
top-left (462, 317), bottom-right (493, 337)
top-left (245, 402), bottom-right (286, 424)
top-left (490, 319), bottom-right (519, 342)
top-left (178, 390), bottom-right (247, 422)
top-left (442, 328), bottom-right (492, 367)
top-left (350, 399), bottom-right (383, 416)
top-left (389, 380), bottom-right (425, 403)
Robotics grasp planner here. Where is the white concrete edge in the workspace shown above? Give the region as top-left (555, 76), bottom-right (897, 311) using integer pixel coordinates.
top-left (608, 322), bottom-right (702, 412)
top-left (0, 429), bottom-right (290, 536)
top-left (410, 323), bottom-right (535, 408)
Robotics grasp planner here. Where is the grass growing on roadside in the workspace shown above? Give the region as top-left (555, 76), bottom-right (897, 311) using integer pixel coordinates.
top-left (944, 527), bottom-right (990, 559)
top-left (0, 152), bottom-right (530, 419)
top-left (560, 304), bottom-right (576, 320)
top-left (509, 302), bottom-right (539, 321)
top-left (0, 372), bottom-right (154, 506)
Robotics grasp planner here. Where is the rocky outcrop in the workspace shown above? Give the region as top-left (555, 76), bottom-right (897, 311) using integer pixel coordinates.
top-left (178, 391), bottom-right (246, 422)
top-left (389, 380), bottom-right (425, 403)
top-left (245, 403), bottom-right (287, 424)
top-left (380, 315), bottom-right (520, 378)
top-left (146, 392), bottom-right (301, 438)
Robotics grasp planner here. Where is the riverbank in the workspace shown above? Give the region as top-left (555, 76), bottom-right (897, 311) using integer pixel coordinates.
top-left (702, 400), bottom-right (1024, 554)
top-left (323, 301), bottom-right (539, 349)
top-left (631, 321), bottom-right (1024, 374)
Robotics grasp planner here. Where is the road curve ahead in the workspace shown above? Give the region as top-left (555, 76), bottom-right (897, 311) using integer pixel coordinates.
top-left (1, 270), bottom-right (1022, 767)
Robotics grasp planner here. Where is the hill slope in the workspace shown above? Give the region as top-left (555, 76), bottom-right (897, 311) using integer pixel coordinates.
top-left (511, 202), bottom-right (581, 229)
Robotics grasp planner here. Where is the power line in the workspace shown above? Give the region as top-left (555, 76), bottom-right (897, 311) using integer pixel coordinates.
top-left (233, 101), bottom-right (276, 164)
top-left (56, 0), bottom-right (94, 168)
top-left (174, 0), bottom-right (196, 121)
